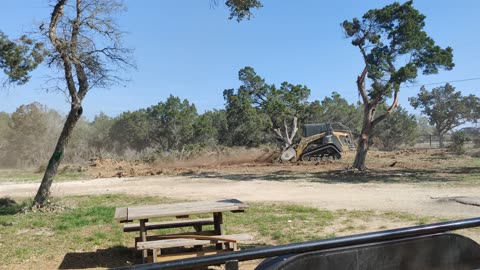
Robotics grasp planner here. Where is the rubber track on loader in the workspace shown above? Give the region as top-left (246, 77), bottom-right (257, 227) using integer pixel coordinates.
top-left (300, 144), bottom-right (341, 161)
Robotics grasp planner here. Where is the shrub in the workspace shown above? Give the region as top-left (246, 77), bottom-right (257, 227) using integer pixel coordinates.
top-left (449, 131), bottom-right (469, 155)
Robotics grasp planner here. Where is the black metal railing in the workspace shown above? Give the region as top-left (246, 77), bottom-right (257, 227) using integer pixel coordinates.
top-left (118, 217), bottom-right (480, 270)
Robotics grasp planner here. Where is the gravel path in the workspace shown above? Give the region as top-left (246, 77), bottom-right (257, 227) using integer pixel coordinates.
top-left (2, 175), bottom-right (480, 219)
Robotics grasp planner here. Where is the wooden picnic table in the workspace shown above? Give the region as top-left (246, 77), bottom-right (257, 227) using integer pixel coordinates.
top-left (114, 199), bottom-right (249, 262)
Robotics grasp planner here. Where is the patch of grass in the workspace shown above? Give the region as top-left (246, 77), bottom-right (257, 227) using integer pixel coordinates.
top-left (225, 203), bottom-right (336, 244)
top-left (55, 206), bottom-right (114, 231)
top-left (0, 168), bottom-right (86, 183)
top-left (0, 169), bottom-right (41, 182)
top-left (72, 194), bottom-right (178, 208)
top-left (0, 194), bottom-right (187, 265)
top-left (0, 194), bottom-right (462, 269)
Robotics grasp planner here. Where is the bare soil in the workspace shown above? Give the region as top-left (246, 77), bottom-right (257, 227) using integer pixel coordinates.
top-left (3, 149), bottom-right (480, 219)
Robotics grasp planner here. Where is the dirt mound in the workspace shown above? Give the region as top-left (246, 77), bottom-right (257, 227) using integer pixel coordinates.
top-left (86, 148), bottom-right (279, 178)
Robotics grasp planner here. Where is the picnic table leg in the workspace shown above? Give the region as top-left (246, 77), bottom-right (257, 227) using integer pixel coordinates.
top-left (140, 219), bottom-right (148, 263)
top-left (213, 212), bottom-right (225, 249)
top-left (152, 248), bottom-right (159, 263)
top-left (193, 224), bottom-right (203, 251)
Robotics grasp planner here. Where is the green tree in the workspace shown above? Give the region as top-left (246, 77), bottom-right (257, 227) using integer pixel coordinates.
top-left (4, 104), bottom-right (46, 167)
top-left (263, 82), bottom-right (310, 129)
top-left (223, 88), bottom-right (269, 146)
top-left (409, 83), bottom-right (480, 148)
top-left (0, 31), bottom-right (46, 86)
top-left (415, 116), bottom-right (435, 136)
top-left (224, 66), bottom-right (310, 146)
top-left (109, 110), bottom-right (150, 153)
top-left (147, 95), bottom-right (198, 151)
top-left (342, 1), bottom-right (454, 170)
top-left (65, 116), bottom-right (90, 163)
top-left (87, 112), bottom-right (114, 153)
top-left (306, 92), bottom-right (362, 134)
top-left (0, 111), bottom-right (10, 140)
top-left (206, 109), bottom-right (229, 145)
top-left (450, 131), bottom-right (469, 155)
top-left (3, 103), bottom-right (61, 167)
top-left (0, 112), bottom-right (10, 165)
top-left (371, 105), bottom-right (418, 150)
top-left (475, 103), bottom-right (480, 124)
top-left (193, 111), bottom-right (221, 145)
top-left (236, 67), bottom-right (310, 128)
top-left (224, 0), bottom-right (263, 21)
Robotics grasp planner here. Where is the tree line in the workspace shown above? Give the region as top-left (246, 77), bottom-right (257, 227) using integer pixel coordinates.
top-left (2, 67), bottom-right (477, 170)
top-left (3, 65), bottom-right (459, 168)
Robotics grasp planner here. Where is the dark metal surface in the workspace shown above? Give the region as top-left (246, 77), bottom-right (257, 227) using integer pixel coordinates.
top-left (225, 260), bottom-right (239, 270)
top-left (304, 123), bottom-right (329, 137)
top-left (255, 233), bottom-right (480, 270)
top-left (115, 217), bottom-right (480, 270)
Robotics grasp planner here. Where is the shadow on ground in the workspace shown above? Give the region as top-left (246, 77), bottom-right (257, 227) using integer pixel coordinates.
top-left (448, 166), bottom-right (480, 175)
top-left (185, 171), bottom-right (311, 182)
top-left (184, 166), bottom-right (480, 184)
top-left (310, 169), bottom-right (447, 183)
top-left (58, 244), bottom-right (268, 269)
top-left (58, 246), bottom-right (139, 269)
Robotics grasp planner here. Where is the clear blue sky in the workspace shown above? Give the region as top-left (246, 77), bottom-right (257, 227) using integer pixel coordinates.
top-left (1, 0), bottom-right (479, 120)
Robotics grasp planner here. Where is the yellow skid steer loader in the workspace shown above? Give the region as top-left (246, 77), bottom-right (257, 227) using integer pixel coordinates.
top-left (280, 123), bottom-right (355, 162)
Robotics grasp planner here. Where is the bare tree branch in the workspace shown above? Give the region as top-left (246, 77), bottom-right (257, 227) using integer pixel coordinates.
top-left (274, 117), bottom-right (298, 147)
top-left (356, 65), bottom-right (369, 104)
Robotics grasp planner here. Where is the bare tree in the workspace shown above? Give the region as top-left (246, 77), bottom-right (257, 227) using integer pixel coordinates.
top-left (274, 117), bottom-right (298, 148)
top-left (34, 0), bottom-right (133, 207)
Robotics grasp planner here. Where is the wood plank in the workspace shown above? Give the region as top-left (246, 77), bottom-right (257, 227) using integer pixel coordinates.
top-left (147, 234), bottom-right (240, 243)
top-left (140, 219), bottom-right (147, 263)
top-left (134, 231), bottom-right (217, 247)
top-left (113, 207), bottom-right (128, 222)
top-left (125, 199), bottom-right (249, 221)
top-left (138, 238), bottom-right (212, 249)
top-left (123, 218), bottom-right (214, 232)
top-left (147, 249), bottom-right (230, 263)
top-left (137, 233), bottom-right (253, 250)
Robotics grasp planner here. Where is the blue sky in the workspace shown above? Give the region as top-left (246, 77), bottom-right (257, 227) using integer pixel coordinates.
top-left (1, 0), bottom-right (479, 120)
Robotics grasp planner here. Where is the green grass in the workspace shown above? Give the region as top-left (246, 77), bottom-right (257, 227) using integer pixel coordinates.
top-left (55, 206), bottom-right (115, 231)
top-left (0, 169), bottom-right (42, 182)
top-left (225, 203), bottom-right (336, 244)
top-left (0, 168), bottom-right (86, 183)
top-left (0, 194), bottom-right (448, 268)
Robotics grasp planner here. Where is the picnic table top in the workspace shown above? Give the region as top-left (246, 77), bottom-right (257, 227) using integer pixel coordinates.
top-left (114, 199), bottom-right (248, 222)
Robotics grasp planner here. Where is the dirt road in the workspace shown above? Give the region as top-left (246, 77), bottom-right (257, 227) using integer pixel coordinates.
top-left (2, 174), bottom-right (480, 219)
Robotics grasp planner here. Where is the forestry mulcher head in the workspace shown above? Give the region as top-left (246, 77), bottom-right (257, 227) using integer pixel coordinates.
top-left (280, 122), bottom-right (355, 162)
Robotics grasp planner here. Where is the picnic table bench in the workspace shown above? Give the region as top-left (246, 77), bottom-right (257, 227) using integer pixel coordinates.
top-left (137, 233), bottom-right (253, 262)
top-left (123, 218), bottom-right (215, 232)
top-left (114, 199), bottom-right (251, 263)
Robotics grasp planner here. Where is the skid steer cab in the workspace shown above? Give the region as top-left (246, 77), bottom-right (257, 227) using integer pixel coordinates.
top-left (280, 122), bottom-right (355, 162)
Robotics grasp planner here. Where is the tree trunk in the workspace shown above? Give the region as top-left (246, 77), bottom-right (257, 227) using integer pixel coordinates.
top-left (439, 133), bottom-right (445, 148)
top-left (33, 104), bottom-right (83, 207)
top-left (353, 105), bottom-right (374, 171)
